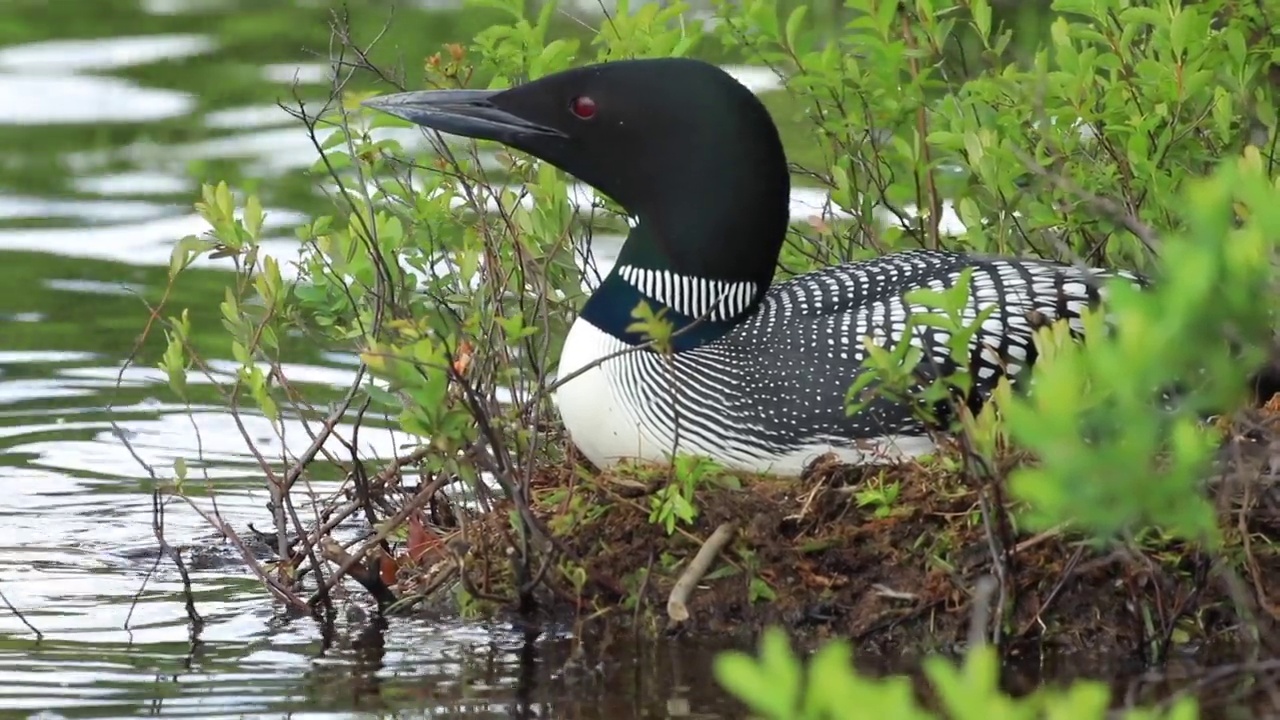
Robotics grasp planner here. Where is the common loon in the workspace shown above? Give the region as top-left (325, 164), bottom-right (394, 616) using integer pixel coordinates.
top-left (365, 57), bottom-right (1141, 476)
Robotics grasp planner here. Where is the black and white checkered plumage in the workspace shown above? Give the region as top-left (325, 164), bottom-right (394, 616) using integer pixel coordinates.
top-left (556, 250), bottom-right (1139, 474)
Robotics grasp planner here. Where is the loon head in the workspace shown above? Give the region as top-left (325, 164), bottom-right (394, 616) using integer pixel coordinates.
top-left (364, 58), bottom-right (791, 300)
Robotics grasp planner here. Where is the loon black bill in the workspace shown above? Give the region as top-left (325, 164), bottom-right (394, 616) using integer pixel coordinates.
top-left (362, 89), bottom-right (567, 144)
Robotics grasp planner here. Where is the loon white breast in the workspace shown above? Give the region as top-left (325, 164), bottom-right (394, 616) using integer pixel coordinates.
top-left (365, 57), bottom-right (1143, 476)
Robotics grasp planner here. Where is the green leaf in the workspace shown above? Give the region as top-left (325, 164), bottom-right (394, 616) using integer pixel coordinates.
top-left (784, 4), bottom-right (807, 51)
top-left (714, 649), bottom-right (794, 719)
top-left (319, 129), bottom-right (347, 151)
top-left (971, 0), bottom-right (991, 41)
top-left (1169, 6), bottom-right (1192, 60)
top-left (747, 0), bottom-right (779, 41)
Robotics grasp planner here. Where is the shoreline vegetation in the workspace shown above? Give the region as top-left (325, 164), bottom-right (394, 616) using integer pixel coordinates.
top-left (128, 0), bottom-right (1279, 715)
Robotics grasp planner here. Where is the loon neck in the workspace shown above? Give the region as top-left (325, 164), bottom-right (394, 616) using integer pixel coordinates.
top-left (572, 66), bottom-right (793, 350)
top-left (581, 184), bottom-right (789, 351)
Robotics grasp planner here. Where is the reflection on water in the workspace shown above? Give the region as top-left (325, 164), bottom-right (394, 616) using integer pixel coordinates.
top-left (0, 75), bottom-right (197, 125)
top-left (0, 34), bottom-right (213, 125)
top-left (0, 34), bottom-right (216, 73)
top-left (0, 618), bottom-right (741, 717)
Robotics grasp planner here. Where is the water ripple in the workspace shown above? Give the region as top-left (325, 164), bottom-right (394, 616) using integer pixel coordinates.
top-left (0, 75), bottom-right (196, 125)
top-left (0, 34), bottom-right (216, 73)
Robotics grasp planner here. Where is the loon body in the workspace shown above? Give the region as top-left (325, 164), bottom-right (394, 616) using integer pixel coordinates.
top-left (366, 58), bottom-right (1139, 475)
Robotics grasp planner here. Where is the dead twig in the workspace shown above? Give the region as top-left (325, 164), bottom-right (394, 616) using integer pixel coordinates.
top-left (318, 537), bottom-right (399, 607)
top-left (309, 473), bottom-right (452, 607)
top-left (1017, 543), bottom-right (1084, 638)
top-left (174, 492), bottom-right (312, 613)
top-left (667, 522), bottom-right (738, 624)
top-left (145, 489), bottom-right (204, 635)
top-left (0, 585), bottom-right (40, 641)
top-left (967, 575), bottom-right (999, 649)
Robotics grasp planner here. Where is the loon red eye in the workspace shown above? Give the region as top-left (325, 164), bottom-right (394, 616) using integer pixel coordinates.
top-left (569, 95), bottom-right (597, 120)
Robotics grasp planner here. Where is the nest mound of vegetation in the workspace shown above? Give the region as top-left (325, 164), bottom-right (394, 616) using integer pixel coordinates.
top-left (357, 398), bottom-right (1280, 658)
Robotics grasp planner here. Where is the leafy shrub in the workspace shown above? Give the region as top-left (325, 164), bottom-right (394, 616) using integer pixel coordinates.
top-left (729, 0), bottom-right (1277, 541)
